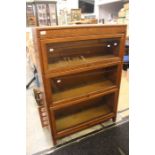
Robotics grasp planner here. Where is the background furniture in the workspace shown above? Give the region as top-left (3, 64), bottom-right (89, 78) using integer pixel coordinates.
top-left (26, 2), bottom-right (37, 27)
top-left (35, 1), bottom-right (58, 26)
top-left (26, 1), bottom-right (58, 27)
top-left (33, 24), bottom-right (126, 144)
top-left (71, 9), bottom-right (81, 22)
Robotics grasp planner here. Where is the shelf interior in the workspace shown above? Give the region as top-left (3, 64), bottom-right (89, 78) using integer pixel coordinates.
top-left (46, 38), bottom-right (120, 70)
top-left (48, 55), bottom-right (120, 69)
top-left (55, 95), bottom-right (114, 132)
top-left (52, 79), bottom-right (115, 102)
top-left (51, 66), bottom-right (117, 103)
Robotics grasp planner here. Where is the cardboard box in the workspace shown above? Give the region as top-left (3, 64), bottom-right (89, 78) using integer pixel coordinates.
top-left (117, 18), bottom-right (125, 24)
top-left (118, 9), bottom-right (126, 18)
top-left (125, 10), bottom-right (129, 19)
top-left (124, 3), bottom-right (129, 10)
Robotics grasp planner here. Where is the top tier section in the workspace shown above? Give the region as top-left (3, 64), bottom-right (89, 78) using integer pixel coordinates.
top-left (34, 24), bottom-right (126, 39)
top-left (33, 24), bottom-right (127, 77)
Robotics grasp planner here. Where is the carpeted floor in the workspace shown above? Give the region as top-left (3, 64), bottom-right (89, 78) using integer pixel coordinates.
top-left (47, 121), bottom-right (129, 155)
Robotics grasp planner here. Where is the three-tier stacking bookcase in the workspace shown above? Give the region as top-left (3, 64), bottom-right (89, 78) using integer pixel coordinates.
top-left (33, 24), bottom-right (127, 144)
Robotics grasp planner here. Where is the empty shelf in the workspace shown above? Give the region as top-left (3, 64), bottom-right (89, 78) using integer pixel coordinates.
top-left (48, 55), bottom-right (120, 69)
top-left (53, 79), bottom-right (116, 103)
top-left (56, 104), bottom-right (112, 132)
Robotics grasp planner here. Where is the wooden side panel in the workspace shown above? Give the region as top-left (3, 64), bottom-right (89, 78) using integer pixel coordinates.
top-left (112, 30), bottom-right (127, 120)
top-left (32, 29), bottom-right (56, 144)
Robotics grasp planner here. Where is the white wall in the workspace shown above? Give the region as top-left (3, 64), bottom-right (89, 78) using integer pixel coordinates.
top-left (26, 0), bottom-right (57, 2)
top-left (57, 0), bottom-right (78, 12)
top-left (99, 1), bottom-right (123, 22)
top-left (97, 0), bottom-right (120, 5)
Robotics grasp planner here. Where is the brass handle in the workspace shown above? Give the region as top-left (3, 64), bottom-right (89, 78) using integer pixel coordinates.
top-left (49, 48), bottom-right (54, 52)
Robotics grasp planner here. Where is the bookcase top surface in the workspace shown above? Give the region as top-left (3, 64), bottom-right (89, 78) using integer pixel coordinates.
top-left (33, 24), bottom-right (127, 31)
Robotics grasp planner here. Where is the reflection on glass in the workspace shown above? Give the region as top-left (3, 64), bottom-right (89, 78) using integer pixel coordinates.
top-left (51, 66), bottom-right (117, 102)
top-left (46, 38), bottom-right (120, 70)
top-left (55, 94), bottom-right (114, 131)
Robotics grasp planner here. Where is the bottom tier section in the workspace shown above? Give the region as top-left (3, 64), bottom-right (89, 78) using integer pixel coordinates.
top-left (54, 93), bottom-right (115, 132)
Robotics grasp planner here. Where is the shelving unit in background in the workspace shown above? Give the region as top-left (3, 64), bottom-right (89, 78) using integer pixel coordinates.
top-left (26, 0), bottom-right (58, 27)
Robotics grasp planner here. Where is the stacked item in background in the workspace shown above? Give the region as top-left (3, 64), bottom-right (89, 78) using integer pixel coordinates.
top-left (58, 8), bottom-right (97, 25)
top-left (117, 3), bottom-right (129, 36)
top-left (117, 3), bottom-right (129, 24)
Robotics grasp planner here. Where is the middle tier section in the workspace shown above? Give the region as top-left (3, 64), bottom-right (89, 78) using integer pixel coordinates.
top-left (48, 65), bottom-right (119, 106)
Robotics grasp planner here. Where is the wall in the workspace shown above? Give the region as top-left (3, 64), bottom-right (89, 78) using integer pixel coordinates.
top-left (97, 0), bottom-right (120, 5)
top-left (57, 0), bottom-right (78, 12)
top-left (26, 0), bottom-right (57, 2)
top-left (99, 1), bottom-right (124, 22)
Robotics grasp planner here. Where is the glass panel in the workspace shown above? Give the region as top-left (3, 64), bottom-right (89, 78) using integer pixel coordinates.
top-left (46, 38), bottom-right (120, 70)
top-left (48, 4), bottom-right (57, 25)
top-left (55, 94), bottom-right (114, 132)
top-left (51, 66), bottom-right (117, 103)
top-left (26, 3), bottom-right (37, 27)
top-left (36, 4), bottom-right (49, 26)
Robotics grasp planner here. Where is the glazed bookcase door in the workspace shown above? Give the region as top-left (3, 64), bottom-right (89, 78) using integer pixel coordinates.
top-left (49, 65), bottom-right (118, 105)
top-left (33, 25), bottom-right (127, 144)
top-left (35, 2), bottom-right (57, 26)
top-left (26, 2), bottom-right (37, 27)
top-left (48, 3), bottom-right (57, 26)
top-left (42, 38), bottom-right (121, 73)
top-left (54, 93), bottom-right (115, 133)
top-left (36, 3), bottom-right (49, 26)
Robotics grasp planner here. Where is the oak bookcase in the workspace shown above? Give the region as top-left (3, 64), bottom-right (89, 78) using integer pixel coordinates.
top-left (33, 24), bottom-right (126, 144)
